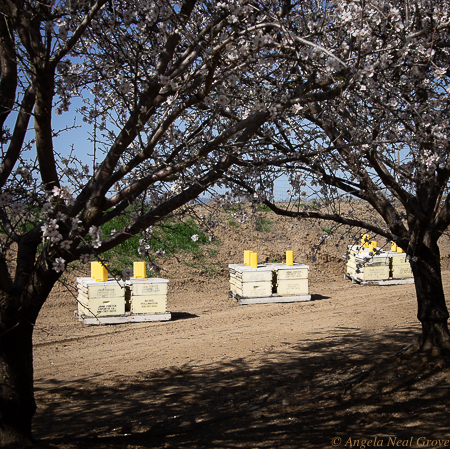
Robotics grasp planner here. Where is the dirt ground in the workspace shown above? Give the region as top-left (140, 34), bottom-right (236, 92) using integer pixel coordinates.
top-left (32, 207), bottom-right (450, 448)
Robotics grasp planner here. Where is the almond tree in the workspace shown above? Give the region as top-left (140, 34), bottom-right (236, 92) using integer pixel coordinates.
top-left (225, 1), bottom-right (450, 354)
top-left (0, 0), bottom-right (354, 445)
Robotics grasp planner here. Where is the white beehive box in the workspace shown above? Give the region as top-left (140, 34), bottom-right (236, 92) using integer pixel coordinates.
top-left (271, 263), bottom-right (309, 296)
top-left (129, 294), bottom-right (167, 314)
top-left (127, 278), bottom-right (169, 314)
top-left (77, 278), bottom-right (125, 298)
top-left (228, 264), bottom-right (273, 282)
top-left (232, 280), bottom-right (273, 297)
top-left (78, 297), bottom-right (126, 317)
top-left (77, 277), bottom-right (126, 317)
top-left (128, 278), bottom-right (169, 296)
top-left (346, 264), bottom-right (390, 281)
top-left (277, 279), bottom-right (309, 295)
top-left (347, 248), bottom-right (391, 267)
top-left (389, 253), bottom-right (413, 278)
top-left (228, 264), bottom-right (273, 297)
top-left (346, 246), bottom-right (391, 281)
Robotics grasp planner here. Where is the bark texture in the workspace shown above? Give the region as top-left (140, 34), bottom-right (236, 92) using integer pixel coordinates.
top-left (410, 238), bottom-right (450, 354)
top-left (0, 294), bottom-right (36, 448)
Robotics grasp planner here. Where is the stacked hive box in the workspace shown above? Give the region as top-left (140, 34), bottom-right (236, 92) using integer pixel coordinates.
top-left (127, 278), bottom-right (169, 313)
top-left (229, 264), bottom-right (273, 297)
top-left (272, 263), bottom-right (309, 295)
top-left (389, 252), bottom-right (413, 279)
top-left (346, 246), bottom-right (390, 281)
top-left (77, 277), bottom-right (126, 317)
top-left (229, 263), bottom-right (310, 298)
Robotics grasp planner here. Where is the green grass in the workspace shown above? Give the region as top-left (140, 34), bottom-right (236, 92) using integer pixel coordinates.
top-left (100, 216), bottom-right (212, 276)
top-left (256, 217), bottom-right (272, 232)
top-left (228, 219), bottom-right (239, 228)
top-left (257, 204), bottom-right (271, 212)
top-left (207, 248), bottom-right (219, 257)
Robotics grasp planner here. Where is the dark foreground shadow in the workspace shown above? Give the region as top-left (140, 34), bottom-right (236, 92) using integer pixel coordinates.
top-left (170, 311), bottom-right (199, 321)
top-left (33, 327), bottom-right (450, 449)
top-left (310, 294), bottom-right (330, 301)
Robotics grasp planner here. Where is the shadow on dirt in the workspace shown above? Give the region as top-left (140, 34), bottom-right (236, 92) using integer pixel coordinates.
top-left (170, 312), bottom-right (199, 321)
top-left (33, 327), bottom-right (450, 449)
top-left (310, 294), bottom-right (331, 301)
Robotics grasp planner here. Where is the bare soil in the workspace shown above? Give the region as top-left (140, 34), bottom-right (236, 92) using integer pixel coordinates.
top-left (32, 208), bottom-right (450, 448)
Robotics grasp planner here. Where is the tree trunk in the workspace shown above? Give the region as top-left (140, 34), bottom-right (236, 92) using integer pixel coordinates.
top-left (0, 253), bottom-right (58, 447)
top-left (0, 296), bottom-right (36, 448)
top-left (410, 239), bottom-right (450, 354)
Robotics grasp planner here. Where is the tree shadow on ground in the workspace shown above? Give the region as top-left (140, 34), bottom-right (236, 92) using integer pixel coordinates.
top-left (33, 327), bottom-right (450, 449)
top-left (169, 312), bottom-right (199, 321)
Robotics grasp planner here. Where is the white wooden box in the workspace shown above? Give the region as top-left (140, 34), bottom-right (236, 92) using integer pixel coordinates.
top-left (347, 264), bottom-right (390, 281)
top-left (391, 264), bottom-right (414, 279)
top-left (348, 252), bottom-right (390, 267)
top-left (130, 294), bottom-right (167, 314)
top-left (390, 253), bottom-right (409, 266)
top-left (127, 278), bottom-right (169, 296)
top-left (78, 297), bottom-right (126, 317)
top-left (273, 263), bottom-right (309, 280)
top-left (233, 281), bottom-right (273, 297)
top-left (77, 277), bottom-right (125, 298)
top-left (228, 264), bottom-right (273, 282)
top-left (277, 279), bottom-right (309, 295)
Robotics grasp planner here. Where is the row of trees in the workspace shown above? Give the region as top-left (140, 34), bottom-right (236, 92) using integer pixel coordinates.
top-left (1, 0), bottom-right (449, 446)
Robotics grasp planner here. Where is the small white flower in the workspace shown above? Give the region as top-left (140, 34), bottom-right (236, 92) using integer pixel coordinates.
top-left (10, 203), bottom-right (25, 213)
top-left (89, 226), bottom-right (103, 239)
top-left (0, 193), bottom-right (11, 206)
top-left (159, 75), bottom-right (170, 85)
top-left (268, 105), bottom-right (278, 116)
top-left (203, 96), bottom-right (214, 107)
top-left (191, 234), bottom-right (199, 242)
top-left (217, 95), bottom-right (229, 107)
top-left (253, 101), bottom-right (266, 112)
top-left (52, 257), bottom-right (65, 273)
top-left (42, 203), bottom-right (53, 214)
top-left (52, 186), bottom-right (61, 197)
top-left (50, 231), bottom-right (63, 243)
top-left (156, 248), bottom-right (165, 257)
top-left (60, 240), bottom-right (72, 250)
top-left (71, 218), bottom-right (83, 232)
top-left (122, 268), bottom-right (132, 279)
top-left (80, 253), bottom-right (93, 264)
